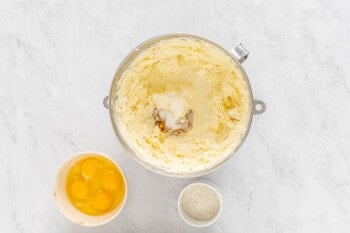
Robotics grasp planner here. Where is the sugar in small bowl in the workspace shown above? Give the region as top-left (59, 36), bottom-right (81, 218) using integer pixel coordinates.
top-left (178, 180), bottom-right (222, 227)
top-left (53, 151), bottom-right (127, 226)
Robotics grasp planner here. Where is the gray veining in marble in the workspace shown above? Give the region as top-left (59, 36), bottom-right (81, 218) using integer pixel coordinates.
top-left (1, 0), bottom-right (350, 232)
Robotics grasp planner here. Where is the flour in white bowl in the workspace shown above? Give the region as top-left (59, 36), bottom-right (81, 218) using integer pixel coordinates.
top-left (181, 183), bottom-right (220, 221)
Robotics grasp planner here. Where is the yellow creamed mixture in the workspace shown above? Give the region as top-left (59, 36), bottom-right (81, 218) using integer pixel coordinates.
top-left (115, 37), bottom-right (251, 174)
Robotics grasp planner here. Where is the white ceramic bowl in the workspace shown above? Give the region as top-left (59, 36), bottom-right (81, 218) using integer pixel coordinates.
top-left (53, 151), bottom-right (128, 227)
top-left (177, 180), bottom-right (222, 227)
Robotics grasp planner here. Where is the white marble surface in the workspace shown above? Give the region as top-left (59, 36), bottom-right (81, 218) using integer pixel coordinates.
top-left (1, 0), bottom-right (350, 232)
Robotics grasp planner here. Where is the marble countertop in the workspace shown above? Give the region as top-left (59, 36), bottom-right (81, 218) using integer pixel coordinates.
top-left (1, 0), bottom-right (350, 232)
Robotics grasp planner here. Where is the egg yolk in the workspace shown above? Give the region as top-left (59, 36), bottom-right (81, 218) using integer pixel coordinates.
top-left (81, 158), bottom-right (102, 180)
top-left (92, 191), bottom-right (112, 211)
top-left (102, 172), bottom-right (121, 191)
top-left (65, 155), bottom-right (125, 216)
top-left (70, 180), bottom-right (89, 200)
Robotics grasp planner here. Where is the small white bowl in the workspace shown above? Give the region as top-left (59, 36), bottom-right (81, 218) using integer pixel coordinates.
top-left (178, 180), bottom-right (222, 227)
top-left (53, 151), bottom-right (128, 227)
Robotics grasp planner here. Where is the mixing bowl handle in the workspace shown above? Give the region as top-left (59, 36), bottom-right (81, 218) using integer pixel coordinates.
top-left (231, 44), bottom-right (249, 63)
top-left (103, 96), bottom-right (110, 109)
top-left (253, 99), bottom-right (266, 115)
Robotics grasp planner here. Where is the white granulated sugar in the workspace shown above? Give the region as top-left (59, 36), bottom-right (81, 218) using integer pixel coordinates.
top-left (181, 184), bottom-right (220, 221)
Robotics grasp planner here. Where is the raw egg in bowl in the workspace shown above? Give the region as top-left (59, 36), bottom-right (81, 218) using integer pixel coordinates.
top-left (53, 151), bottom-right (127, 226)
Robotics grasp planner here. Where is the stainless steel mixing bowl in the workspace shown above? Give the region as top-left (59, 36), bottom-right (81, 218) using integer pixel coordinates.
top-left (103, 33), bottom-right (266, 177)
